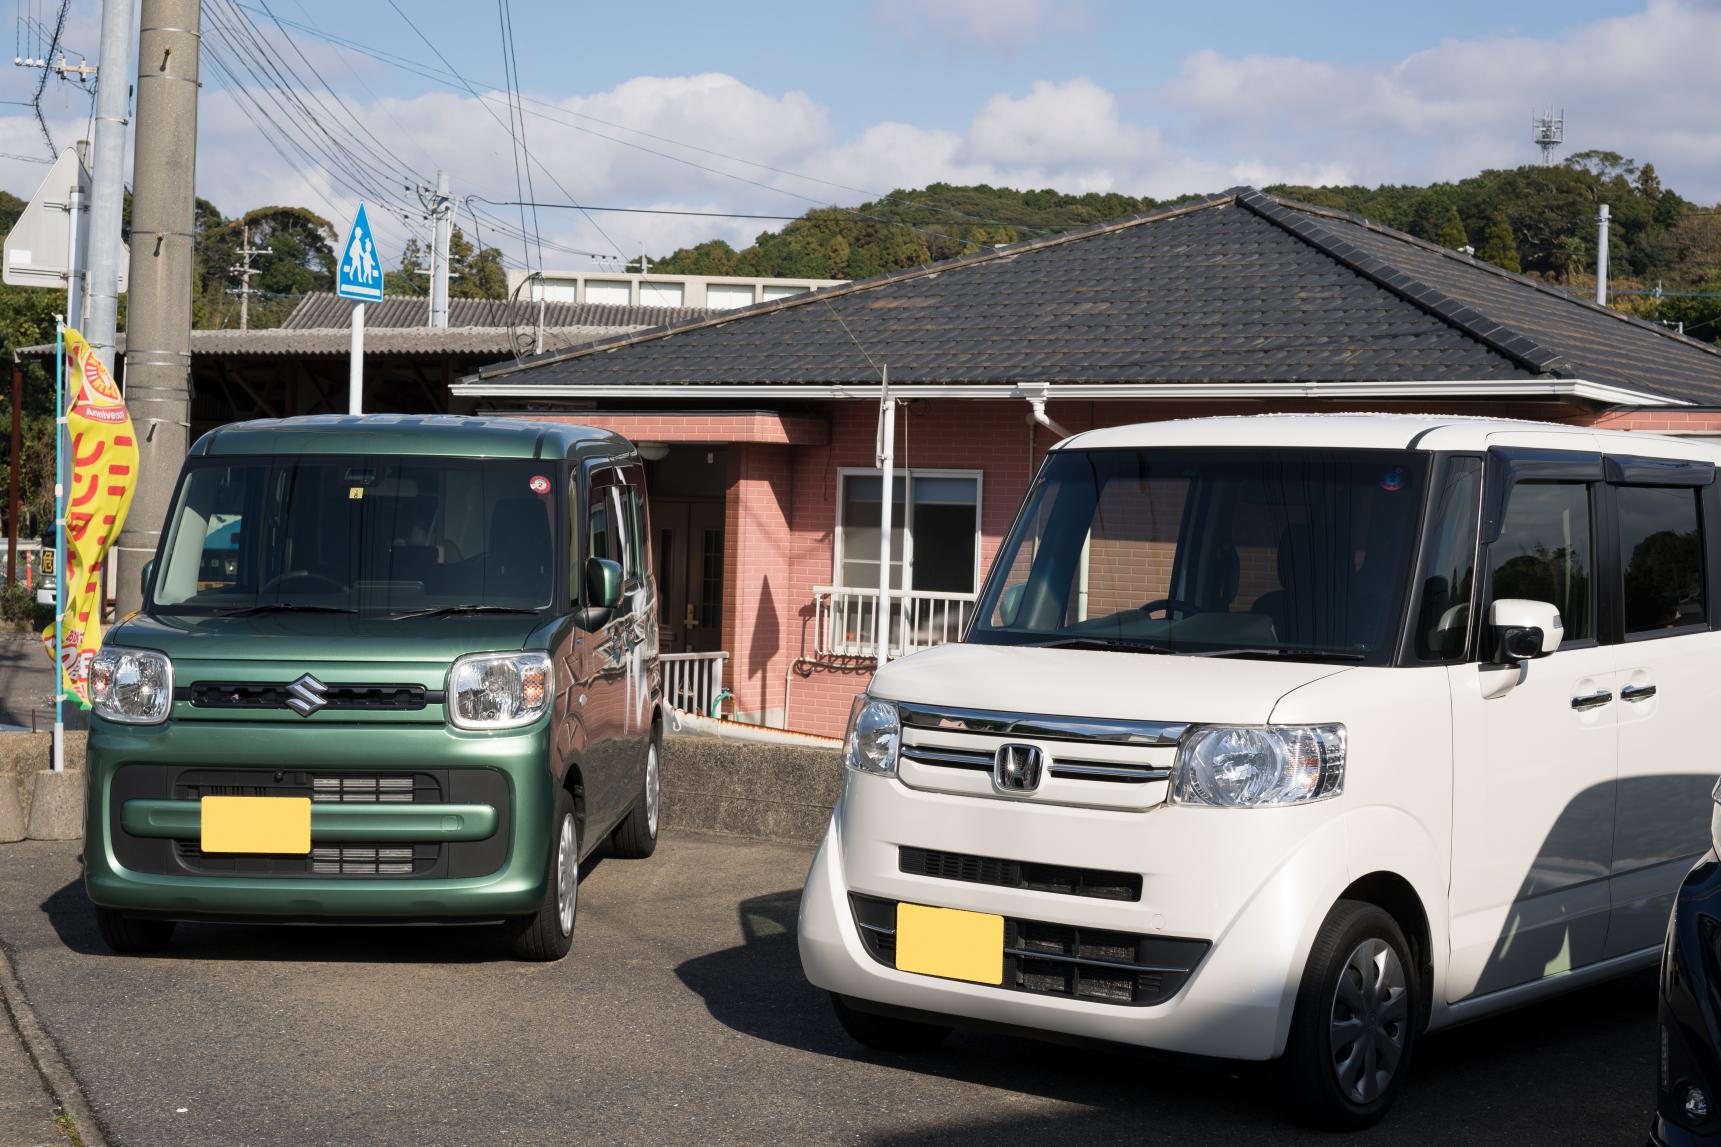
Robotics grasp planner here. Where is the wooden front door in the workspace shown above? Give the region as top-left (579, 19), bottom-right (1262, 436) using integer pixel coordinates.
top-left (652, 499), bottom-right (724, 653)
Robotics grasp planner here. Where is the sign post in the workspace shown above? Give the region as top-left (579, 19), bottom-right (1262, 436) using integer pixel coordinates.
top-left (336, 203), bottom-right (383, 414)
top-left (52, 320), bottom-right (65, 772)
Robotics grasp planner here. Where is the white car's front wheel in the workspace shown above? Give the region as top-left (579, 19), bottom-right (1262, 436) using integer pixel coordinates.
top-left (1279, 900), bottom-right (1419, 1130)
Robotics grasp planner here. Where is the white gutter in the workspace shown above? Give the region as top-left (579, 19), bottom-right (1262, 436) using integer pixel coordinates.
top-left (450, 378), bottom-right (1690, 407)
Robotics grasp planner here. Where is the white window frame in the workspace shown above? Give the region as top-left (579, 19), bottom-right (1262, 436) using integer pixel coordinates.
top-left (832, 467), bottom-right (983, 598)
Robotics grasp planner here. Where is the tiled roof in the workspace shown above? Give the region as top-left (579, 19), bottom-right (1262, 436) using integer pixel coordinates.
top-left (19, 327), bottom-right (646, 358)
top-left (282, 293), bottom-right (707, 331)
top-left (462, 189), bottom-right (1721, 405)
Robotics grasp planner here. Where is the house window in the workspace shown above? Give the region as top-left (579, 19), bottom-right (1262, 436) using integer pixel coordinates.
top-left (835, 470), bottom-right (981, 595)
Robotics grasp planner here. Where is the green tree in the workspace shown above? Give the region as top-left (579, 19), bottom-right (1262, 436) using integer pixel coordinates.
top-left (384, 237), bottom-right (427, 297)
top-left (1422, 201), bottom-right (1470, 249)
top-left (1476, 210), bottom-right (1522, 272)
top-left (446, 227), bottom-right (507, 300)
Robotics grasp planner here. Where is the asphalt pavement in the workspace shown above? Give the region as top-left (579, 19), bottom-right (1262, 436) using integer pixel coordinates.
top-left (0, 833), bottom-right (1658, 1146)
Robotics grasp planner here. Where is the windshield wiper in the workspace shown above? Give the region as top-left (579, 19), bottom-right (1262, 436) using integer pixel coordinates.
top-left (213, 602), bottom-right (358, 616)
top-left (1024, 636), bottom-right (1179, 655)
top-left (1192, 646), bottom-right (1366, 662)
top-left (387, 604), bottom-right (541, 620)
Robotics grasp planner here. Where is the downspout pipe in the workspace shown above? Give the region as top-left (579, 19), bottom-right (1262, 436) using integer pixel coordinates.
top-left (1027, 395), bottom-right (1073, 440)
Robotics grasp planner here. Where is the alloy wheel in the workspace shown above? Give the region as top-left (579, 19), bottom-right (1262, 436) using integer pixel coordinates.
top-left (555, 814), bottom-right (577, 937)
top-left (1328, 937), bottom-right (1408, 1104)
top-left (645, 745), bottom-right (661, 836)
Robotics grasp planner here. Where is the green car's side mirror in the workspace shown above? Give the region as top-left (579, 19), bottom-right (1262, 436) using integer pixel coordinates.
top-left (574, 556), bottom-right (623, 631)
top-left (141, 558), bottom-right (156, 599)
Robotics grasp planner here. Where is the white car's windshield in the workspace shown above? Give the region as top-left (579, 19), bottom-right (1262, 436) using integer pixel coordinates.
top-left (969, 447), bottom-right (1428, 662)
top-left (151, 455), bottom-right (558, 616)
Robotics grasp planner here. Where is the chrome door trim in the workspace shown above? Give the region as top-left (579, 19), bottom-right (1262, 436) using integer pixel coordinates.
top-left (1620, 683), bottom-right (1658, 702)
top-left (1571, 689), bottom-right (1613, 711)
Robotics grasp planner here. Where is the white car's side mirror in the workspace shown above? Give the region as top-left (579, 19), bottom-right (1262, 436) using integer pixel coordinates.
top-left (1487, 598), bottom-right (1563, 662)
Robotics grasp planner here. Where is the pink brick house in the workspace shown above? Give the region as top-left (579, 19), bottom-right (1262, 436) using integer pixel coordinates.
top-left (453, 189), bottom-right (1721, 738)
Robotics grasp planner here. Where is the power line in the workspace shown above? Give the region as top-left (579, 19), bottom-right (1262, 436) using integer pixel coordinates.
top-left (467, 197), bottom-right (1045, 232)
top-left (383, 0), bottom-right (622, 258)
top-left (231, 3), bottom-right (1051, 241)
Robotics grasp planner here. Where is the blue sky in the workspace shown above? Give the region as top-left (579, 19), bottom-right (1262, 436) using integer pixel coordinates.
top-left (1, 0), bottom-right (1712, 272)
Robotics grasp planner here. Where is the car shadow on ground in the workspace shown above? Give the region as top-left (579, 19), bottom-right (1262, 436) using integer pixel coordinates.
top-left (39, 848), bottom-right (612, 964)
top-left (675, 890), bottom-right (1658, 1144)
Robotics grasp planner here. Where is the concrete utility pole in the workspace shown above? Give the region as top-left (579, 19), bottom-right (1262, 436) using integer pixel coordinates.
top-left (429, 170), bottom-right (451, 328)
top-left (114, 0), bottom-right (200, 618)
top-left (228, 226), bottom-right (271, 330)
top-left (1595, 203), bottom-right (1611, 307)
top-left (84, 0), bottom-right (135, 366)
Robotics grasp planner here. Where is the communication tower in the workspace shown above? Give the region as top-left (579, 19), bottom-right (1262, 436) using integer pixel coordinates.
top-left (1533, 110), bottom-right (1564, 166)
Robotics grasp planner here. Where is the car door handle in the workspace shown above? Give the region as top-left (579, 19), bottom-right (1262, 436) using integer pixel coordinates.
top-left (1620, 683), bottom-right (1658, 702)
top-left (1571, 689), bottom-right (1613, 711)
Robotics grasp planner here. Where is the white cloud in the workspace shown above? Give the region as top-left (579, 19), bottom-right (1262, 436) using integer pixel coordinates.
top-left (3, 1), bottom-right (1720, 277)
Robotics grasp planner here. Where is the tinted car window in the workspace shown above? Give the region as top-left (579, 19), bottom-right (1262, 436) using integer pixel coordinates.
top-left (1489, 482), bottom-right (1593, 642)
top-left (1414, 457), bottom-right (1482, 661)
top-left (154, 456), bottom-right (557, 614)
top-left (1619, 485), bottom-right (1705, 635)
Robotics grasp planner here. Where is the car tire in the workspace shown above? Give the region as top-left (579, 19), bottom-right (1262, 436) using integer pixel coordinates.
top-left (609, 737), bottom-right (660, 860)
top-left (1278, 899), bottom-right (1420, 1130)
top-left (94, 907), bottom-right (175, 954)
top-left (831, 993), bottom-right (951, 1053)
top-left (507, 789), bottom-right (579, 962)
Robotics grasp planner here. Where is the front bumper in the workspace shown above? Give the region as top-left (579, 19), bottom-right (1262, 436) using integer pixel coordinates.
top-left (797, 770), bottom-right (1350, 1061)
top-left (1655, 853), bottom-right (1721, 1144)
top-left (84, 716), bottom-right (553, 921)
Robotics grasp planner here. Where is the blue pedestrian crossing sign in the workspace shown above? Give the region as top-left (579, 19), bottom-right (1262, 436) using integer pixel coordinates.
top-left (336, 203), bottom-right (384, 302)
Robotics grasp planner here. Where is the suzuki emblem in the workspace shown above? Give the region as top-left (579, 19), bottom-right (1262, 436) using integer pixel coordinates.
top-left (285, 673), bottom-right (329, 717)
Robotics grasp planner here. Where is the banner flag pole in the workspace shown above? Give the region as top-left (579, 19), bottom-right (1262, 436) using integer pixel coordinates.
top-left (52, 318), bottom-right (65, 773)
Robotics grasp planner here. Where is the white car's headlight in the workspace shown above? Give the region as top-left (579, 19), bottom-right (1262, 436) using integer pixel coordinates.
top-left (843, 695), bottom-right (900, 776)
top-left (448, 651), bottom-right (552, 730)
top-left (1171, 724), bottom-right (1345, 808)
top-left (90, 647), bottom-right (173, 725)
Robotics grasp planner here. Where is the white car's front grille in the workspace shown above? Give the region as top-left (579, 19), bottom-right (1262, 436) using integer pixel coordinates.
top-left (895, 703), bottom-right (1182, 812)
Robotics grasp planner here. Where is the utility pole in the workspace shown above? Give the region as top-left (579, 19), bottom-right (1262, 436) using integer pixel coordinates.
top-left (429, 170), bottom-right (451, 328)
top-left (84, 0), bottom-right (134, 367)
top-left (1595, 203), bottom-right (1611, 307)
top-left (114, 0), bottom-right (200, 618)
top-left (227, 225), bottom-right (271, 330)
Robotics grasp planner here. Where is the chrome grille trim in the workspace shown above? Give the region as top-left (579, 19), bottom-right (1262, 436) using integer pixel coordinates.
top-left (896, 703), bottom-right (1186, 747)
top-left (1048, 761), bottom-right (1170, 783)
top-left (900, 746), bottom-right (993, 770)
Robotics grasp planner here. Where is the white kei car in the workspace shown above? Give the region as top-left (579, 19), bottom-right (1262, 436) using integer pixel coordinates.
top-left (798, 413), bottom-right (1721, 1128)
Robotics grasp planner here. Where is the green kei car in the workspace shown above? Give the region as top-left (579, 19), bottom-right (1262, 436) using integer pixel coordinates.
top-left (83, 415), bottom-right (663, 961)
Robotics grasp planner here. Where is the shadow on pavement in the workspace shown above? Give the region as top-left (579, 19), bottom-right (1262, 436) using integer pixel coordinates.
top-left (39, 846), bottom-right (612, 964)
top-left (677, 891), bottom-right (1658, 1144)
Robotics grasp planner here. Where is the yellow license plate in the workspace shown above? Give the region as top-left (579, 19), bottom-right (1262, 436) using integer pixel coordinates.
top-left (200, 796), bottom-right (312, 855)
top-left (894, 902), bottom-right (1004, 985)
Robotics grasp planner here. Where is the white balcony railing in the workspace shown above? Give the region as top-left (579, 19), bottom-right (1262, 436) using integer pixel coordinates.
top-left (813, 585), bottom-right (978, 659)
top-left (660, 651), bottom-right (730, 717)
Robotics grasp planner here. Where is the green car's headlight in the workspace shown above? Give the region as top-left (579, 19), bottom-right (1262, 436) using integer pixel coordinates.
top-left (89, 647), bottom-right (173, 725)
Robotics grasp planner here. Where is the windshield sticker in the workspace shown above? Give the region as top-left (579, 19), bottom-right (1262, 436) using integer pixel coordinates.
top-left (529, 475), bottom-right (551, 495)
top-left (1379, 467), bottom-right (1406, 492)
top-left (348, 486), bottom-right (364, 500)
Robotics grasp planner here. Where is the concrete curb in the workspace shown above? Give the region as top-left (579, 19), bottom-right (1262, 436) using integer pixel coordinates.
top-left (23, 772), bottom-right (82, 841)
top-left (0, 942), bottom-right (111, 1147)
top-left (0, 780), bottom-right (23, 843)
top-left (662, 734), bottom-right (841, 844)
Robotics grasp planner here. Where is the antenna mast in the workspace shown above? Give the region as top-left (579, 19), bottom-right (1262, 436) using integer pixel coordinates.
top-left (1533, 109), bottom-right (1565, 166)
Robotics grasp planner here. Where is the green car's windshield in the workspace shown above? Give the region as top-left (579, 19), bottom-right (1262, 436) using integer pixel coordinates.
top-left (151, 455), bottom-right (558, 616)
top-left (969, 447), bottom-right (1428, 662)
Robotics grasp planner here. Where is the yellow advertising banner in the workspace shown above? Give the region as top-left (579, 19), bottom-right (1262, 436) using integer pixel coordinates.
top-left (40, 329), bottom-right (138, 704)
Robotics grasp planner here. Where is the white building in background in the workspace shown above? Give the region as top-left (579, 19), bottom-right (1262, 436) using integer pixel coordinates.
top-left (507, 269), bottom-right (847, 312)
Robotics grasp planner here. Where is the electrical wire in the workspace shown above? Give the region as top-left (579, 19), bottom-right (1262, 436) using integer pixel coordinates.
top-left (384, 0), bottom-right (622, 259)
top-left (234, 2), bottom-right (1046, 241)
